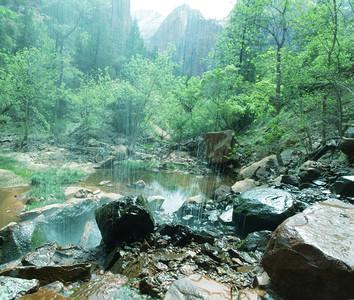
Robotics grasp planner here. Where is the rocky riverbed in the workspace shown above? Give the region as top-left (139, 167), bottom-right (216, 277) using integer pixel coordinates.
top-left (0, 132), bottom-right (353, 299)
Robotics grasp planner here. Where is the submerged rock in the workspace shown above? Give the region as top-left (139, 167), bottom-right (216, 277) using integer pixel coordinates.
top-left (95, 195), bottom-right (155, 247)
top-left (233, 188), bottom-right (295, 235)
top-left (262, 199), bottom-right (354, 300)
top-left (164, 274), bottom-right (230, 299)
top-left (0, 276), bottom-right (39, 300)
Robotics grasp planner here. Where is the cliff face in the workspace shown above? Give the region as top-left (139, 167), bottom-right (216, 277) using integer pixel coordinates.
top-left (146, 4), bottom-right (222, 76)
top-left (132, 9), bottom-right (164, 40)
top-left (111, 0), bottom-right (132, 53)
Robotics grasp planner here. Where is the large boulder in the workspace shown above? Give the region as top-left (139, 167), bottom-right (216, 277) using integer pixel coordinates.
top-left (237, 155), bottom-right (279, 181)
top-left (95, 195), bottom-right (155, 247)
top-left (205, 130), bottom-right (235, 164)
top-left (262, 199), bottom-right (354, 300)
top-left (233, 188), bottom-right (295, 235)
top-left (164, 274), bottom-right (230, 300)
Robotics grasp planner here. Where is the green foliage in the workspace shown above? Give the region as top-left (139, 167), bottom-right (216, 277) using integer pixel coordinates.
top-left (0, 154), bottom-right (33, 179)
top-left (27, 168), bottom-right (85, 210)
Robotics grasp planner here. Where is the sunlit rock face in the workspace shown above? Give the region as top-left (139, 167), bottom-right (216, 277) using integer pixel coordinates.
top-left (146, 4), bottom-right (222, 76)
top-left (262, 199), bottom-right (354, 300)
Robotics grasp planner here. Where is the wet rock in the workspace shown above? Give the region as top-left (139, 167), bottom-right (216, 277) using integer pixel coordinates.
top-left (74, 188), bottom-right (93, 198)
top-left (232, 179), bottom-right (259, 193)
top-left (299, 168), bottom-right (322, 183)
top-left (339, 138), bottom-right (354, 160)
top-left (332, 175), bottom-right (354, 197)
top-left (139, 276), bottom-right (161, 298)
top-left (79, 220), bottom-right (102, 248)
top-left (65, 273), bottom-right (130, 299)
top-left (0, 276), bottom-right (39, 300)
top-left (237, 155), bottom-right (279, 181)
top-left (238, 230), bottom-right (272, 252)
top-left (156, 224), bottom-right (193, 246)
top-left (262, 199), bottom-right (354, 300)
top-left (175, 195), bottom-right (206, 220)
top-left (280, 175), bottom-right (299, 187)
top-left (238, 289), bottom-right (267, 300)
top-left (148, 195), bottom-right (165, 211)
top-left (211, 185), bottom-right (231, 200)
top-left (233, 188), bottom-right (295, 235)
top-left (95, 195), bottom-right (155, 247)
top-left (0, 221), bottom-right (37, 264)
top-left (130, 180), bottom-right (147, 189)
top-left (21, 242), bottom-right (87, 267)
top-left (0, 263), bottom-right (91, 286)
top-left (165, 274), bottom-right (230, 300)
top-left (19, 289), bottom-right (65, 300)
top-left (205, 130), bottom-right (235, 164)
top-left (219, 205), bottom-right (233, 224)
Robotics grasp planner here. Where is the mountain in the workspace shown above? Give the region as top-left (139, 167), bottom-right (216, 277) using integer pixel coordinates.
top-left (145, 4), bottom-right (223, 76)
top-left (132, 9), bottom-right (164, 40)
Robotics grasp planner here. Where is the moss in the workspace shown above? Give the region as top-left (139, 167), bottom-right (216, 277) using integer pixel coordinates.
top-left (31, 225), bottom-right (47, 251)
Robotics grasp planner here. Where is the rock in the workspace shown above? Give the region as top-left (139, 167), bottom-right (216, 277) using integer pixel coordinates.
top-left (239, 230), bottom-right (272, 252)
top-left (237, 155), bottom-right (279, 181)
top-left (0, 264), bottom-right (91, 286)
top-left (19, 289), bottom-right (65, 300)
top-left (280, 175), bottom-right (299, 186)
top-left (262, 199), bottom-right (354, 300)
top-left (299, 168), bottom-right (322, 183)
top-left (95, 195), bottom-right (155, 247)
top-left (69, 273), bottom-right (129, 299)
top-left (205, 130), bottom-right (235, 164)
top-left (175, 195), bottom-right (206, 220)
top-left (95, 155), bottom-right (116, 169)
top-left (0, 221), bottom-right (37, 264)
top-left (79, 220), bottom-right (102, 248)
top-left (21, 242), bottom-right (88, 267)
top-left (232, 179), bottom-right (258, 193)
top-left (130, 180), bottom-right (147, 189)
top-left (339, 138), bottom-right (354, 160)
top-left (74, 188), bottom-right (93, 198)
top-left (148, 196), bottom-right (165, 211)
top-left (164, 274), bottom-right (230, 300)
top-left (233, 188), bottom-right (295, 235)
top-left (332, 175), bottom-right (354, 197)
top-left (98, 180), bottom-right (111, 186)
top-left (238, 289), bottom-right (267, 300)
top-left (156, 224), bottom-right (193, 246)
top-left (0, 276), bottom-right (39, 300)
top-left (111, 144), bottom-right (127, 160)
top-left (211, 185), bottom-right (231, 200)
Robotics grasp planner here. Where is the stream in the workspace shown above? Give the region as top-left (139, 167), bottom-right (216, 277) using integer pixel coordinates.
top-left (0, 165), bottom-right (235, 228)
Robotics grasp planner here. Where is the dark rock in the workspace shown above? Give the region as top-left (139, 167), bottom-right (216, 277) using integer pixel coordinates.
top-left (239, 230), bottom-right (272, 252)
top-left (299, 168), bottom-right (322, 183)
top-left (211, 185), bottom-right (231, 200)
top-left (281, 175), bottom-right (299, 187)
top-left (156, 224), bottom-right (193, 246)
top-left (0, 276), bottom-right (39, 299)
top-left (164, 274), bottom-right (230, 300)
top-left (233, 188), bottom-right (296, 235)
top-left (262, 199), bottom-right (354, 300)
top-left (339, 138), bottom-right (354, 159)
top-left (95, 195), bottom-right (155, 247)
top-left (332, 176), bottom-right (354, 197)
top-left (0, 264), bottom-right (91, 286)
top-left (0, 221), bottom-right (37, 264)
top-left (174, 195), bottom-right (206, 221)
top-left (139, 276), bottom-right (161, 298)
top-left (205, 130), bottom-right (235, 164)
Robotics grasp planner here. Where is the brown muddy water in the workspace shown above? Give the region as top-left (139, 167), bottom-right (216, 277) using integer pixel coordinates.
top-left (0, 186), bottom-right (29, 228)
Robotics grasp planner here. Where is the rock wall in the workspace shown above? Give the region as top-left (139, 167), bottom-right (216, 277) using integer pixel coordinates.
top-left (146, 4), bottom-right (222, 76)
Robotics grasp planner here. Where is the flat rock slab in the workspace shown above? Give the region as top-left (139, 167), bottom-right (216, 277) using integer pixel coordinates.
top-left (0, 263), bottom-right (91, 286)
top-left (262, 199), bottom-right (354, 300)
top-left (0, 276), bottom-right (39, 299)
top-left (165, 274), bottom-right (231, 299)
